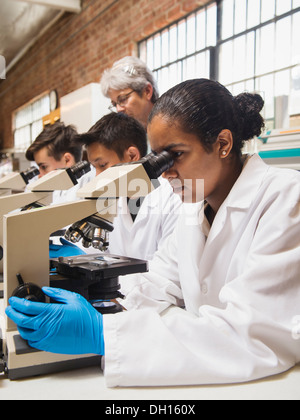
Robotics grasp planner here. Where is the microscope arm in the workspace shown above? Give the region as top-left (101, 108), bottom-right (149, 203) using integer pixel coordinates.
top-left (0, 173), bottom-right (28, 191)
top-left (0, 191), bottom-right (51, 217)
top-left (0, 192), bottom-right (51, 273)
top-left (4, 198), bottom-right (116, 331)
top-left (4, 153), bottom-right (174, 331)
top-left (0, 167), bottom-right (40, 192)
top-left (0, 161), bottom-right (91, 274)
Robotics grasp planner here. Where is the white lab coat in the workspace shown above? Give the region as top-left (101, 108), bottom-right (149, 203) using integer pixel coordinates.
top-left (51, 168), bottom-right (96, 205)
top-left (103, 154), bottom-right (300, 387)
top-left (108, 177), bottom-right (182, 260)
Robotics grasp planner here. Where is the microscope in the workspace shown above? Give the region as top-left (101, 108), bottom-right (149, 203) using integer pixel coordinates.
top-left (0, 166), bottom-right (39, 196)
top-left (0, 152), bottom-right (174, 379)
top-left (0, 162), bottom-right (91, 297)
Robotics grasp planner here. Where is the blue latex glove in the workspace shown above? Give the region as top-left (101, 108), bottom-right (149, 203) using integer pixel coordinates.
top-left (49, 237), bottom-right (86, 258)
top-left (5, 287), bottom-right (105, 355)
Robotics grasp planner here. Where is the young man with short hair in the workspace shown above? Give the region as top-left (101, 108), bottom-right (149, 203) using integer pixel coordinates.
top-left (26, 122), bottom-right (93, 204)
top-left (26, 122), bottom-right (82, 177)
top-left (78, 112), bottom-right (181, 260)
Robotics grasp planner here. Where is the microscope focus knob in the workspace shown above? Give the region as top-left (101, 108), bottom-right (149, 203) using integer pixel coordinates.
top-left (12, 283), bottom-right (46, 303)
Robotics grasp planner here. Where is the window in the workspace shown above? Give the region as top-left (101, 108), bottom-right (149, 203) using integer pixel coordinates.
top-left (14, 94), bottom-right (50, 151)
top-left (139, 0), bottom-right (300, 129)
top-left (219, 0), bottom-right (300, 128)
top-left (139, 2), bottom-right (217, 95)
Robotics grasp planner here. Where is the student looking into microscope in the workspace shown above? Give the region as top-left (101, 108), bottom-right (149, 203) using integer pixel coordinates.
top-left (77, 112), bottom-right (182, 261)
top-left (26, 122), bottom-right (81, 177)
top-left (7, 79), bottom-right (300, 387)
top-left (25, 122), bottom-right (94, 204)
top-left (26, 122), bottom-right (94, 257)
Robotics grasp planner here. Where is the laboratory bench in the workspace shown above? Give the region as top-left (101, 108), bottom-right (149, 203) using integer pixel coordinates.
top-left (1, 300), bottom-right (299, 401)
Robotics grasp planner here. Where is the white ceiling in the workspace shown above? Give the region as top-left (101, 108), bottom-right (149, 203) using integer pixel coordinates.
top-left (0, 0), bottom-right (81, 72)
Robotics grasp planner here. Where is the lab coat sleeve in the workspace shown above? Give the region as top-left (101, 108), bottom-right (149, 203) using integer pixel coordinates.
top-left (103, 176), bottom-right (300, 387)
top-left (118, 222), bottom-right (184, 313)
top-left (157, 182), bottom-right (182, 248)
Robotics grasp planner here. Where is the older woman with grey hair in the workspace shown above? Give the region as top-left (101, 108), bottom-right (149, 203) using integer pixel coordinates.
top-left (100, 56), bottom-right (159, 129)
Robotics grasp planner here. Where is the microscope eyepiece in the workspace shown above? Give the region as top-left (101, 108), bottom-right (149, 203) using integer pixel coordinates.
top-left (20, 167), bottom-right (40, 184)
top-left (139, 151), bottom-right (174, 180)
top-left (66, 161), bottom-right (91, 184)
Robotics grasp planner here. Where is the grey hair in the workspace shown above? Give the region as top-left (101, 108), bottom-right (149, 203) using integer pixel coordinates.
top-left (100, 56), bottom-right (159, 103)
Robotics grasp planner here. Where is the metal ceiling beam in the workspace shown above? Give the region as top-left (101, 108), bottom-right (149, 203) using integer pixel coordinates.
top-left (14, 0), bottom-right (82, 14)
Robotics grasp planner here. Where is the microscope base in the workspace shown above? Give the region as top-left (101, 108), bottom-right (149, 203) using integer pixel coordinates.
top-left (3, 330), bottom-right (102, 380)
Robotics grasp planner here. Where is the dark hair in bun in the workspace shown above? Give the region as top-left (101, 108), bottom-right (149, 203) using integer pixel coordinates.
top-left (149, 79), bottom-right (265, 155)
top-left (233, 93), bottom-right (265, 141)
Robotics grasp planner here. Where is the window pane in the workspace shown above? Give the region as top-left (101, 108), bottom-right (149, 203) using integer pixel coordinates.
top-left (248, 0), bottom-right (261, 29)
top-left (276, 0), bottom-right (292, 15)
top-left (14, 126), bottom-right (31, 150)
top-left (222, 0), bottom-right (234, 39)
top-left (169, 24), bottom-right (177, 62)
top-left (233, 35), bottom-right (246, 81)
top-left (261, 0), bottom-right (275, 23)
top-left (256, 24), bottom-right (275, 75)
top-left (245, 79), bottom-right (255, 92)
top-left (31, 120), bottom-right (43, 142)
top-left (184, 56), bottom-right (197, 80)
top-left (146, 38), bottom-right (154, 69)
top-left (160, 67), bottom-right (169, 91)
top-left (177, 61), bottom-right (183, 83)
top-left (275, 70), bottom-right (290, 127)
top-left (167, 63), bottom-right (179, 91)
top-left (196, 51), bottom-right (210, 78)
top-left (292, 12), bottom-right (300, 64)
top-left (32, 96), bottom-right (50, 121)
top-left (245, 32), bottom-right (255, 79)
top-left (275, 69), bottom-right (290, 97)
top-left (196, 8), bottom-right (206, 50)
top-left (161, 30), bottom-right (169, 66)
top-left (293, 0), bottom-right (300, 7)
top-left (257, 74), bottom-right (274, 120)
top-left (15, 107), bottom-right (32, 129)
top-left (14, 93), bottom-right (50, 151)
top-left (275, 16), bottom-right (291, 70)
top-left (234, 0), bottom-right (247, 34)
top-left (154, 34), bottom-right (161, 69)
top-left (206, 3), bottom-right (217, 46)
top-left (219, 41), bottom-right (233, 84)
top-left (232, 81), bottom-right (246, 96)
top-left (159, 62), bottom-right (181, 94)
top-left (178, 20), bottom-right (186, 59)
top-left (188, 55), bottom-right (197, 79)
top-left (187, 15), bottom-right (196, 55)
top-left (139, 41), bottom-right (147, 63)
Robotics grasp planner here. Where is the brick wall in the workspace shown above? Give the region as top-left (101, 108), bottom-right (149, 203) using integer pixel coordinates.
top-left (0, 0), bottom-right (210, 149)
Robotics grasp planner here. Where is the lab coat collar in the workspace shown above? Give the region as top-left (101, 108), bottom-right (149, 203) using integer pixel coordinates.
top-left (221, 154), bottom-right (269, 210)
top-left (200, 154), bottom-right (269, 243)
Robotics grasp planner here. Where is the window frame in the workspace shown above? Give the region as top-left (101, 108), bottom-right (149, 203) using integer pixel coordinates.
top-left (13, 91), bottom-right (50, 152)
top-left (138, 0), bottom-right (300, 129)
top-left (138, 2), bottom-right (218, 95)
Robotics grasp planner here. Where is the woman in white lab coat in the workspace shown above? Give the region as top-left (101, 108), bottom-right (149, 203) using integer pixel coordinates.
top-left (6, 79), bottom-right (300, 388)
